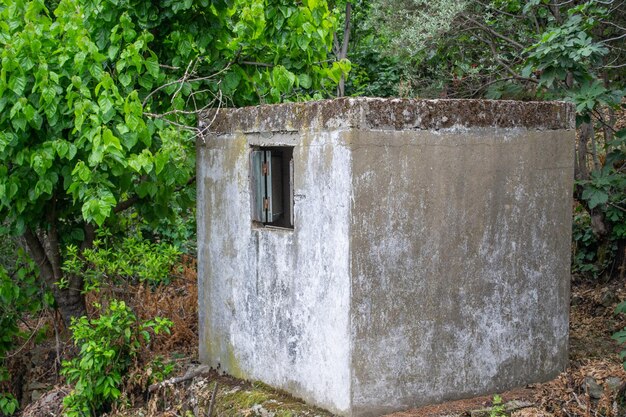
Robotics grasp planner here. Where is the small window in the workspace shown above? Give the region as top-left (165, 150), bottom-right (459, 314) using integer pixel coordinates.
top-left (250, 146), bottom-right (294, 228)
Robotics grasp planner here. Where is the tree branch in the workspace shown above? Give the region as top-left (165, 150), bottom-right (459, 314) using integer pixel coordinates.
top-left (601, 33), bottom-right (626, 44)
top-left (45, 196), bottom-right (63, 283)
top-left (23, 229), bottom-right (56, 288)
top-left (80, 223), bottom-right (96, 253)
top-left (113, 195), bottom-right (141, 214)
top-left (575, 122), bottom-right (592, 183)
top-left (148, 365), bottom-right (211, 393)
top-left (547, 1), bottom-right (562, 24)
top-left (142, 59), bottom-right (232, 107)
top-left (239, 60), bottom-right (273, 67)
top-left (470, 77), bottom-right (527, 97)
top-left (337, 2), bottom-right (351, 98)
top-left (462, 15), bottom-right (525, 50)
top-left (475, 34), bottom-right (538, 83)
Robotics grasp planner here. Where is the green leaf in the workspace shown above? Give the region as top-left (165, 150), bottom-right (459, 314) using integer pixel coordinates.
top-left (223, 71), bottom-right (241, 93)
top-left (297, 35), bottom-right (310, 51)
top-left (582, 187), bottom-right (608, 209)
top-left (73, 162), bottom-right (91, 182)
top-left (128, 156), bottom-right (142, 173)
top-left (23, 104), bottom-right (36, 121)
top-left (56, 141), bottom-right (69, 158)
top-left (81, 193), bottom-right (116, 226)
top-left (68, 144), bottom-right (78, 160)
top-left (144, 56), bottom-right (160, 78)
top-left (102, 129), bottom-right (122, 151)
top-left (154, 152), bottom-right (168, 175)
top-left (327, 62), bottom-right (343, 83)
top-left (90, 63), bottom-right (105, 80)
top-left (119, 73), bottom-right (132, 87)
top-left (272, 65), bottom-right (295, 93)
top-left (42, 87), bottom-right (56, 104)
top-left (298, 73), bottom-right (312, 89)
top-left (8, 74), bottom-right (26, 96)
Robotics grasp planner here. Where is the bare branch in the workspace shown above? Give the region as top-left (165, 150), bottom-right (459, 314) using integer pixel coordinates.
top-left (199, 90), bottom-right (224, 141)
top-left (475, 34), bottom-right (538, 83)
top-left (142, 59), bottom-right (232, 107)
top-left (548, 0), bottom-right (575, 7)
top-left (462, 15), bottom-right (525, 50)
top-left (470, 0), bottom-right (526, 19)
top-left (170, 60), bottom-right (197, 104)
top-left (601, 33), bottom-right (626, 44)
top-left (470, 76), bottom-right (527, 97)
top-left (239, 60), bottom-right (273, 67)
top-left (592, 109), bottom-right (619, 134)
top-left (143, 113), bottom-right (201, 132)
top-left (337, 2), bottom-right (352, 98)
top-left (207, 382), bottom-right (218, 417)
top-left (148, 365), bottom-right (211, 393)
top-left (159, 64), bottom-right (181, 70)
top-left (547, 1), bottom-right (562, 24)
top-left (575, 122), bottom-right (591, 182)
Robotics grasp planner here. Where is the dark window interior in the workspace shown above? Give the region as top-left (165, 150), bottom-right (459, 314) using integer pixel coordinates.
top-left (250, 146), bottom-right (294, 229)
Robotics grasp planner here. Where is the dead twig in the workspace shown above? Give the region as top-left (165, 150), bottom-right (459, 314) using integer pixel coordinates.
top-left (207, 381), bottom-right (218, 417)
top-left (148, 365), bottom-right (211, 394)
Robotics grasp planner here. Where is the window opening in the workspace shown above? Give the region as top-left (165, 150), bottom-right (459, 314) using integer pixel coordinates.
top-left (250, 146), bottom-right (294, 228)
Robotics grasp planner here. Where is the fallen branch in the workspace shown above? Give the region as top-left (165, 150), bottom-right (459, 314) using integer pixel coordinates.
top-left (148, 365), bottom-right (211, 393)
top-left (207, 381), bottom-right (218, 417)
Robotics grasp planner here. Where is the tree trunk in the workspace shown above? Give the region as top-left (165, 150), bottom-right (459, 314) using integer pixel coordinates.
top-left (575, 122), bottom-right (592, 183)
top-left (614, 239), bottom-right (626, 280)
top-left (334, 2), bottom-right (351, 98)
top-left (22, 228), bottom-right (86, 328)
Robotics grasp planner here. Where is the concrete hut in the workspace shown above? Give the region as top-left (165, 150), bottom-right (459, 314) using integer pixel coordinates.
top-left (196, 98), bottom-right (575, 417)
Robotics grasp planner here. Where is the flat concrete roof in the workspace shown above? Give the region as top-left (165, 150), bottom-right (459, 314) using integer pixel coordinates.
top-left (199, 97), bottom-right (576, 137)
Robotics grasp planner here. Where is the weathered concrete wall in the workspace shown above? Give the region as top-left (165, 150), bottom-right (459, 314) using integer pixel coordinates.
top-left (349, 129), bottom-right (573, 416)
top-left (197, 98), bottom-right (575, 417)
top-left (197, 128), bottom-right (354, 414)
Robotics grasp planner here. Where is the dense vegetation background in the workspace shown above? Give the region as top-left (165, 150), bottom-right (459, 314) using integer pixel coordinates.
top-left (0, 0), bottom-right (625, 416)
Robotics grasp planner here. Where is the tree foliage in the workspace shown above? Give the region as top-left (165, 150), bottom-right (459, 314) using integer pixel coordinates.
top-left (0, 0), bottom-right (343, 324)
top-left (366, 0), bottom-right (468, 57)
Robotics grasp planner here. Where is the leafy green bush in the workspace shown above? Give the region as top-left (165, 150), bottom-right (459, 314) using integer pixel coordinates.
top-left (61, 300), bottom-right (171, 417)
top-left (61, 230), bottom-right (182, 291)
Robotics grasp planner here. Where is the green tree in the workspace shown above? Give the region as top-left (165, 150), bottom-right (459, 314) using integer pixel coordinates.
top-left (0, 0), bottom-right (342, 325)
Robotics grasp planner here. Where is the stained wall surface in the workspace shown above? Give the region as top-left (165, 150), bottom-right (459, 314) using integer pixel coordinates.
top-left (348, 129), bottom-right (573, 416)
top-left (197, 98), bottom-right (576, 417)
